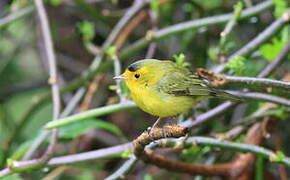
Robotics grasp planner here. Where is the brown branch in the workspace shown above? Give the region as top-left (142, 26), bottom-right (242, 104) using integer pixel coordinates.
top-left (142, 151), bottom-right (230, 176)
top-left (133, 125), bottom-right (188, 157)
top-left (33, 0), bottom-right (61, 164)
top-left (134, 119), bottom-right (274, 178)
top-left (114, 10), bottom-right (148, 50)
top-left (80, 75), bottom-right (104, 111)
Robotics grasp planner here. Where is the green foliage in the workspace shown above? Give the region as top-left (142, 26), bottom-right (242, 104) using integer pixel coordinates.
top-left (173, 53), bottom-right (190, 67)
top-left (120, 150), bottom-right (132, 158)
top-left (106, 46), bottom-right (117, 58)
top-left (259, 38), bottom-right (286, 61)
top-left (150, 0), bottom-right (160, 13)
top-left (1, 0), bottom-right (290, 178)
top-left (59, 119), bottom-right (124, 139)
top-left (233, 1), bottom-right (243, 18)
top-left (77, 21), bottom-right (95, 42)
top-left (273, 106), bottom-right (288, 119)
top-left (234, 134), bottom-right (246, 143)
top-left (270, 151), bottom-right (286, 162)
top-left (272, 0), bottom-right (289, 18)
top-left (225, 56), bottom-right (246, 75)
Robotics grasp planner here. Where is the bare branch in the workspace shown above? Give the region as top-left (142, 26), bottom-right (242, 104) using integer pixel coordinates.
top-left (0, 6), bottom-right (34, 27)
top-left (120, 1), bottom-right (273, 59)
top-left (6, 0), bottom-right (61, 173)
top-left (225, 76), bottom-right (290, 89)
top-left (229, 91), bottom-right (290, 106)
top-left (258, 41), bottom-right (290, 78)
top-left (47, 143), bottom-right (132, 166)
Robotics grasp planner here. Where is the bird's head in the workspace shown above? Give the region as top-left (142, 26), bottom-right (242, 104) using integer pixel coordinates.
top-left (113, 59), bottom-right (168, 89)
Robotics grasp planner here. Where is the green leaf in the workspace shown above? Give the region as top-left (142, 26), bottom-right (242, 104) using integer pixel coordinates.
top-left (77, 21), bottom-right (95, 42)
top-left (269, 151), bottom-right (286, 162)
top-left (225, 56), bottom-right (246, 75)
top-left (272, 0), bottom-right (288, 18)
top-left (59, 119), bottom-right (123, 139)
top-left (106, 46), bottom-right (117, 58)
top-left (274, 107), bottom-right (288, 119)
top-left (259, 38), bottom-right (285, 61)
top-left (150, 0), bottom-right (160, 13)
top-left (173, 53), bottom-right (190, 67)
top-left (120, 150), bottom-right (132, 158)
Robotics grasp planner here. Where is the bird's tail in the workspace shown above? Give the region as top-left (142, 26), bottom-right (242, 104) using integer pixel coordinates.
top-left (212, 89), bottom-right (242, 102)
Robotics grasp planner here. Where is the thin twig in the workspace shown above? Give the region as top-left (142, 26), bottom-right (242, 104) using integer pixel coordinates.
top-left (85, 0), bottom-right (148, 80)
top-left (6, 80), bottom-right (85, 146)
top-left (114, 9), bottom-right (148, 50)
top-left (0, 6), bottom-right (34, 27)
top-left (47, 143), bottom-right (132, 166)
top-left (80, 76), bottom-right (103, 111)
top-left (145, 9), bottom-right (159, 59)
top-left (219, 1), bottom-right (243, 61)
top-left (120, 1), bottom-right (273, 59)
top-left (258, 41), bottom-right (290, 78)
top-left (111, 52), bottom-right (125, 101)
top-left (33, 0), bottom-right (61, 161)
top-left (102, 0), bottom-right (147, 51)
top-left (228, 12), bottom-right (289, 60)
top-left (196, 68), bottom-right (290, 90)
top-left (228, 91), bottom-right (290, 106)
top-left (23, 88), bottom-right (86, 160)
top-left (104, 156), bottom-right (138, 180)
top-left (3, 128), bottom-right (290, 178)
top-left (225, 76), bottom-right (290, 89)
top-left (46, 135), bottom-right (290, 168)
top-left (0, 168), bottom-right (11, 177)
top-left (7, 0), bottom-right (61, 172)
top-left (45, 101), bottom-right (136, 129)
top-left (180, 101), bottom-right (236, 128)
top-left (183, 35), bottom-right (290, 130)
top-left (216, 11), bottom-right (290, 73)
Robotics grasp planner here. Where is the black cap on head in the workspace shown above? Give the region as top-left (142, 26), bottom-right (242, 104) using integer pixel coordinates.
top-left (127, 62), bottom-right (141, 72)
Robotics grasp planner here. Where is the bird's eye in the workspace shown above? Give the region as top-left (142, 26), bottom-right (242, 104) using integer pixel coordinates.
top-left (134, 74), bottom-right (140, 78)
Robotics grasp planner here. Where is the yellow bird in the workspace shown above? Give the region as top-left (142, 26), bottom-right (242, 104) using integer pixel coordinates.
top-left (114, 59), bottom-right (239, 129)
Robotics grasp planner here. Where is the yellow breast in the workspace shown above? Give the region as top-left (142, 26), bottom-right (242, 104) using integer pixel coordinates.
top-left (130, 85), bottom-right (196, 117)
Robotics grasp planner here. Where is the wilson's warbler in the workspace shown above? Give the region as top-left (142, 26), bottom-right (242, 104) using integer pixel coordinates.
top-left (114, 59), bottom-right (239, 128)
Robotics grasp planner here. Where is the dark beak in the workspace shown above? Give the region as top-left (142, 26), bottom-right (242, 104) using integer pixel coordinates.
top-left (113, 75), bottom-right (128, 80)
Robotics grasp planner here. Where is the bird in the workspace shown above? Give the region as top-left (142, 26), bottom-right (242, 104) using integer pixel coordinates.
top-left (114, 59), bottom-right (240, 130)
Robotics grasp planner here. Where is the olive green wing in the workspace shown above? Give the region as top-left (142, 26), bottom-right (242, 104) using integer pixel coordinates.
top-left (158, 72), bottom-right (240, 101)
top-left (158, 72), bottom-right (214, 97)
